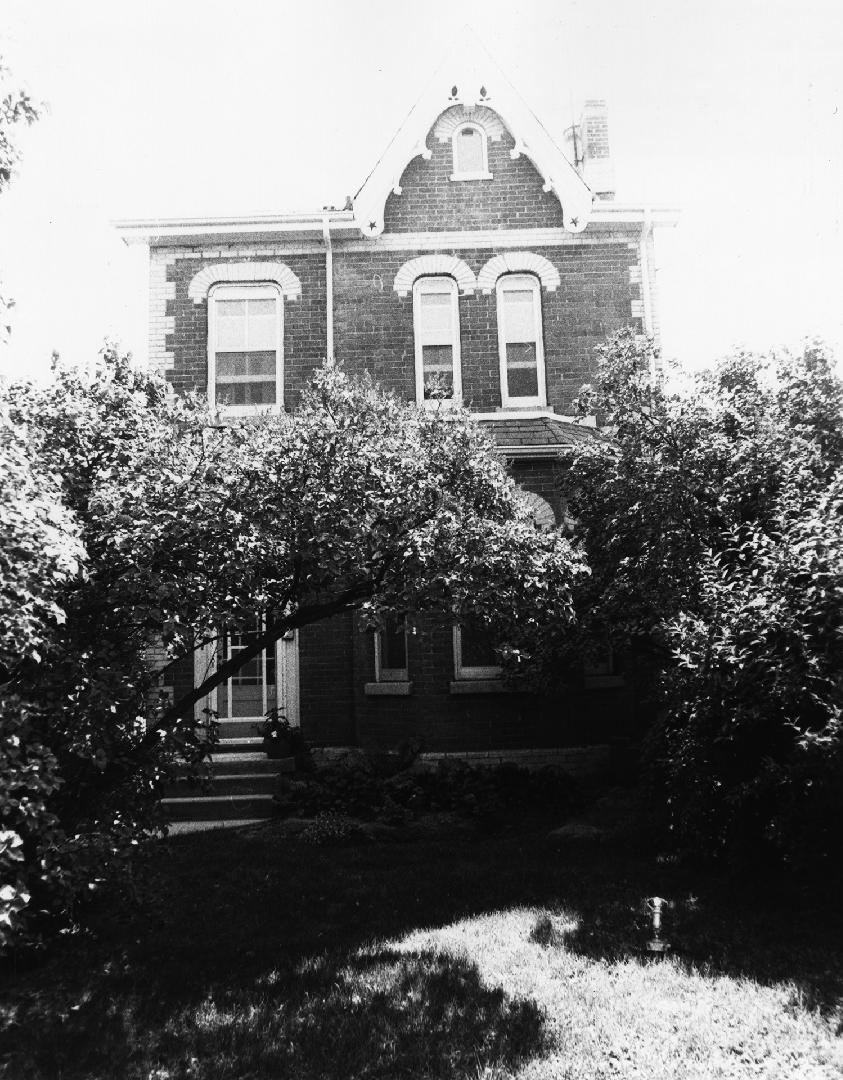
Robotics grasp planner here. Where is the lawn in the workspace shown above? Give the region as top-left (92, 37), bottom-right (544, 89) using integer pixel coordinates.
top-left (1, 811), bottom-right (841, 1079)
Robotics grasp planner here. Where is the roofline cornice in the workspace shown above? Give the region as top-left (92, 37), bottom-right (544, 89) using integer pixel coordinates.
top-left (114, 204), bottom-right (679, 247)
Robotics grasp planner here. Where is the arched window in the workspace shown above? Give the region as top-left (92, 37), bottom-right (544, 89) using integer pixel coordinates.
top-left (413, 276), bottom-right (462, 404)
top-left (496, 273), bottom-right (546, 407)
top-left (516, 489), bottom-right (556, 532)
top-left (208, 283), bottom-right (283, 412)
top-left (451, 124), bottom-right (491, 180)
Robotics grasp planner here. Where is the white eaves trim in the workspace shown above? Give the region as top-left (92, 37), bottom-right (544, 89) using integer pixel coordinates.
top-left (114, 204), bottom-right (679, 248)
top-left (352, 28), bottom-right (594, 238)
top-left (115, 212), bottom-right (358, 246)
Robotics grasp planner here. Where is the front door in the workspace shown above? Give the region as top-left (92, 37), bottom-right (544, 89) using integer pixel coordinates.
top-left (194, 618), bottom-right (300, 726)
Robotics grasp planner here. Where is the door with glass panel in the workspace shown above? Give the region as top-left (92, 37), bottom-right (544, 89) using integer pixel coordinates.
top-left (194, 617), bottom-right (299, 728)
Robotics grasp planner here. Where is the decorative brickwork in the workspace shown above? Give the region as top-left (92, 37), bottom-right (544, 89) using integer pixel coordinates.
top-left (334, 243), bottom-right (640, 413)
top-left (165, 253), bottom-right (326, 406)
top-left (393, 254), bottom-right (477, 296)
top-left (187, 261), bottom-right (302, 303)
top-left (476, 251), bottom-right (561, 293)
top-left (383, 122), bottom-right (566, 234)
top-left (133, 56), bottom-right (670, 753)
top-left (432, 104), bottom-right (507, 144)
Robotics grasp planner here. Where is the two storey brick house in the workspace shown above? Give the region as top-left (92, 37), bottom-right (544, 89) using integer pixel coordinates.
top-left (119, 42), bottom-right (676, 770)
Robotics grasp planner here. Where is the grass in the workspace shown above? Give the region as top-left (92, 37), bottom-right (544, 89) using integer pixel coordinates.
top-left (0, 810), bottom-right (841, 1079)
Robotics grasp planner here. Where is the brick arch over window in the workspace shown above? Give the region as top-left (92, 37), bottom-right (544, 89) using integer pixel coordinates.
top-left (187, 262), bottom-right (302, 305)
top-left (515, 488), bottom-right (556, 532)
top-left (393, 254), bottom-right (476, 298)
top-left (432, 104), bottom-right (507, 144)
top-left (477, 252), bottom-right (561, 294)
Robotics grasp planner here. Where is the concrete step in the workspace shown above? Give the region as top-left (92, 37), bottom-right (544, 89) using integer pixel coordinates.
top-left (214, 735), bottom-right (265, 753)
top-left (215, 718), bottom-right (264, 741)
top-left (164, 771), bottom-right (281, 798)
top-left (207, 752), bottom-right (295, 775)
top-left (162, 793), bottom-right (275, 822)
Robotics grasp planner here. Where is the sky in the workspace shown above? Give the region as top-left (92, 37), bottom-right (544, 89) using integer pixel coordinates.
top-left (0, 0), bottom-right (841, 382)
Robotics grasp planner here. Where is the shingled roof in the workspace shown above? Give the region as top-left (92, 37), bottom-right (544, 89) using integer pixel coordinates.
top-left (479, 416), bottom-right (604, 454)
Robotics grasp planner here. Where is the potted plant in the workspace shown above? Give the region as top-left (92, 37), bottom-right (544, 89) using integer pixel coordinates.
top-left (255, 707), bottom-right (293, 759)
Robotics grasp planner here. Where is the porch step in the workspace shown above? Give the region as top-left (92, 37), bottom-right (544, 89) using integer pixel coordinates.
top-left (214, 736), bottom-right (265, 753)
top-left (215, 718), bottom-right (264, 741)
top-left (163, 771), bottom-right (282, 799)
top-left (163, 793), bottom-right (275, 822)
top-left (208, 752), bottom-right (295, 775)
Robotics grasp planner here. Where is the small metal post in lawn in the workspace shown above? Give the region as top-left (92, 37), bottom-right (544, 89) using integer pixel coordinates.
top-left (645, 896), bottom-right (671, 954)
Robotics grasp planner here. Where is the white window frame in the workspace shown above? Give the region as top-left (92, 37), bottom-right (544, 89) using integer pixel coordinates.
top-left (208, 282), bottom-right (283, 415)
top-left (413, 275), bottom-right (462, 406)
top-left (496, 273), bottom-right (546, 408)
top-left (450, 123), bottom-right (493, 181)
top-left (453, 625), bottom-right (502, 681)
top-left (374, 621), bottom-right (409, 683)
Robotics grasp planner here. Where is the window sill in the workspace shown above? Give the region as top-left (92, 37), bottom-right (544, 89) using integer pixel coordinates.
top-left (449, 679), bottom-right (518, 695)
top-left (365, 681), bottom-right (413, 696)
top-left (449, 171), bottom-right (493, 182)
top-left (213, 404), bottom-right (283, 418)
top-left (418, 397), bottom-right (461, 410)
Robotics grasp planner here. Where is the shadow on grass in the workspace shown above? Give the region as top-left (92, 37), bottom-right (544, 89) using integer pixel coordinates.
top-left (2, 820), bottom-right (841, 1077)
top-left (3, 944), bottom-right (545, 1079)
top-left (536, 847), bottom-right (843, 1025)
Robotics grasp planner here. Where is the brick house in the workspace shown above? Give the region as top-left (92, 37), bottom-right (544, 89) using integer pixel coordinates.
top-left (118, 41), bottom-right (676, 780)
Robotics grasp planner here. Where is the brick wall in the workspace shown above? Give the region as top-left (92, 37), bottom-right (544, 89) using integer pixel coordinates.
top-left (164, 250), bottom-right (327, 407)
top-left (383, 123), bottom-right (564, 233)
top-left (299, 611), bottom-right (356, 744)
top-left (334, 243), bottom-right (641, 414)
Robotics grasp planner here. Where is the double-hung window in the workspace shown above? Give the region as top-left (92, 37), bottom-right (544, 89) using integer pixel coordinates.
top-left (375, 617), bottom-right (409, 683)
top-left (496, 274), bottom-right (546, 407)
top-left (413, 276), bottom-right (461, 404)
top-left (453, 623), bottom-right (502, 681)
top-left (208, 284), bottom-right (282, 412)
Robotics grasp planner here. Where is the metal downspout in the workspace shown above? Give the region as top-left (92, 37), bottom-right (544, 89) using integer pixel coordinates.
top-left (322, 216), bottom-right (334, 365)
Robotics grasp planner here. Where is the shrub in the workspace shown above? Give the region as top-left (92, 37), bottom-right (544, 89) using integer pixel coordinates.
top-left (651, 481), bottom-right (843, 865)
top-left (569, 333), bottom-right (843, 866)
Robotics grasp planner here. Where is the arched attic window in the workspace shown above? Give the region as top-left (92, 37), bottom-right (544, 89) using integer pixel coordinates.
top-left (451, 123), bottom-right (491, 181)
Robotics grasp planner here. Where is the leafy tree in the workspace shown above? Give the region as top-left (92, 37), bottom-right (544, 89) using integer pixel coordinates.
top-left (566, 331), bottom-right (843, 864)
top-left (0, 59), bottom-right (40, 340)
top-left (2, 350), bottom-right (586, 944)
top-left (0, 404), bottom-right (82, 944)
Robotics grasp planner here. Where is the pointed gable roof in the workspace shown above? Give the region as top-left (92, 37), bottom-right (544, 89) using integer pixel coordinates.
top-left (353, 28), bottom-right (594, 238)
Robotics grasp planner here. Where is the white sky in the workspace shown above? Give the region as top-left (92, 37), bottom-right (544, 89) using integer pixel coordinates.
top-left (1, 0), bottom-right (841, 382)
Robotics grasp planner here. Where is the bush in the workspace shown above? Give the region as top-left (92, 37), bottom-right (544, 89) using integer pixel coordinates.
top-left (276, 756), bottom-right (577, 825)
top-left (651, 482), bottom-right (843, 866)
top-left (569, 334), bottom-right (843, 866)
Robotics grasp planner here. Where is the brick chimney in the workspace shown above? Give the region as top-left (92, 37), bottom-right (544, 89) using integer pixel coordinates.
top-left (578, 99), bottom-right (615, 201)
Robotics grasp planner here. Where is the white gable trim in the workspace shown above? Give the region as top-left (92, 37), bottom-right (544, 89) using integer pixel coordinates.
top-left (433, 104), bottom-right (506, 143)
top-left (187, 261), bottom-right (302, 304)
top-left (393, 254), bottom-right (477, 296)
top-left (353, 30), bottom-right (594, 238)
top-left (477, 252), bottom-right (560, 292)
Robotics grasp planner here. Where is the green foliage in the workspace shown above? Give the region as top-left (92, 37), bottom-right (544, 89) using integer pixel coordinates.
top-left (278, 757), bottom-right (577, 825)
top-left (568, 331), bottom-right (843, 864)
top-left (2, 349), bottom-right (584, 946)
top-left (0, 59), bottom-right (40, 340)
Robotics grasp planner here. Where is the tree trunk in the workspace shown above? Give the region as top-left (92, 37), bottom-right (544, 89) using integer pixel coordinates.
top-left (141, 582), bottom-right (375, 750)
